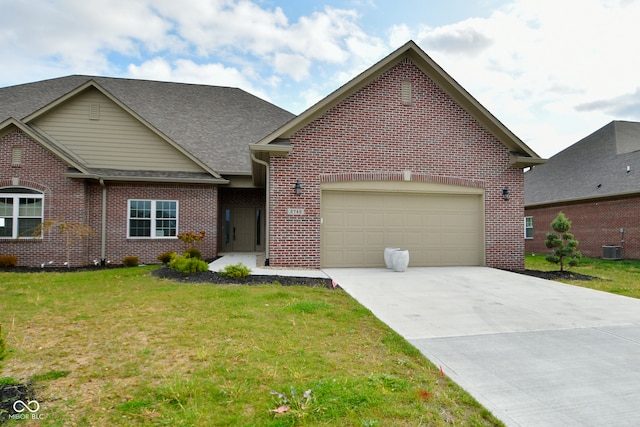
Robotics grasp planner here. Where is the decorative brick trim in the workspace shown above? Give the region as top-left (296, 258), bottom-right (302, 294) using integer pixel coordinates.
top-left (319, 172), bottom-right (485, 188)
top-left (0, 178), bottom-right (51, 195)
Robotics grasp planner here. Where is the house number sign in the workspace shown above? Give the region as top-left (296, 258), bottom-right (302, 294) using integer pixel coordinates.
top-left (287, 208), bottom-right (305, 215)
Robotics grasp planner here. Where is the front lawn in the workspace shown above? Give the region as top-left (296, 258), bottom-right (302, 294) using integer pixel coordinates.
top-left (525, 254), bottom-right (640, 298)
top-left (0, 267), bottom-right (502, 426)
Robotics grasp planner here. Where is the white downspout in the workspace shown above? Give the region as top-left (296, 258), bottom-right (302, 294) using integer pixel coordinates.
top-left (99, 179), bottom-right (107, 265)
top-left (250, 153), bottom-right (270, 262)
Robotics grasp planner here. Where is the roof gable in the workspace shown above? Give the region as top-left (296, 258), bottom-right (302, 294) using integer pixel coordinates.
top-left (252, 40), bottom-right (544, 167)
top-left (27, 84), bottom-right (210, 174)
top-left (24, 80), bottom-right (219, 177)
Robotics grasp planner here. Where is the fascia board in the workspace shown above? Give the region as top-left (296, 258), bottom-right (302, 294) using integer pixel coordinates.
top-left (64, 171), bottom-right (229, 184)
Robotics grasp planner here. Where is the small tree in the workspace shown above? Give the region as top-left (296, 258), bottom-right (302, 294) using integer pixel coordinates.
top-left (35, 219), bottom-right (95, 267)
top-left (545, 212), bottom-right (581, 271)
top-left (177, 230), bottom-right (205, 253)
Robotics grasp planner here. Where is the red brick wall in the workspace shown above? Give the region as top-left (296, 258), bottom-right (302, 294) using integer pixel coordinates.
top-left (525, 196), bottom-right (640, 260)
top-left (86, 183), bottom-right (218, 265)
top-left (268, 59), bottom-right (525, 270)
top-left (1, 128), bottom-right (219, 267)
top-left (1, 128), bottom-right (88, 267)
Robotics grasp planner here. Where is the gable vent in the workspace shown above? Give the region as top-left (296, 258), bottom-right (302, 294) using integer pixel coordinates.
top-left (401, 80), bottom-right (412, 105)
top-left (89, 103), bottom-right (100, 120)
top-left (11, 147), bottom-right (23, 166)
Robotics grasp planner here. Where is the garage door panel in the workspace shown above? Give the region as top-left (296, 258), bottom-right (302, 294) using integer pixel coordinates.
top-left (404, 232), bottom-right (423, 247)
top-left (346, 212), bottom-right (365, 226)
top-left (321, 190), bottom-right (483, 267)
top-left (386, 212), bottom-right (406, 224)
top-left (366, 231), bottom-right (384, 246)
top-left (365, 212), bottom-right (384, 227)
top-left (344, 231), bottom-right (365, 245)
top-left (405, 213), bottom-right (424, 227)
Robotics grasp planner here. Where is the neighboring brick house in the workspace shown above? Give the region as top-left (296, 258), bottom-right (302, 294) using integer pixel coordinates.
top-left (1, 41), bottom-right (544, 269)
top-left (251, 41), bottom-right (544, 270)
top-left (525, 121), bottom-right (640, 260)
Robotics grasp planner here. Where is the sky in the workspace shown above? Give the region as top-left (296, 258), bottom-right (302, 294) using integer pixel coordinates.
top-left (2, 0), bottom-right (640, 158)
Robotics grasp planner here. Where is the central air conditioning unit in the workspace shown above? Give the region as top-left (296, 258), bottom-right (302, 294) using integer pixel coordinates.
top-left (602, 245), bottom-right (622, 260)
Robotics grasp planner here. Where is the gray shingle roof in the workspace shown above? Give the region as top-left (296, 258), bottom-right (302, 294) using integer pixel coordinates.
top-left (0, 75), bottom-right (295, 174)
top-left (525, 121), bottom-right (640, 206)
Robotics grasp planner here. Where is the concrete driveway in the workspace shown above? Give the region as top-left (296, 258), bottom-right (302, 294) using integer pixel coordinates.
top-left (323, 267), bottom-right (640, 427)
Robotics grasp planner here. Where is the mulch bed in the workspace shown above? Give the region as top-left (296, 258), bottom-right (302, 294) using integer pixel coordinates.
top-left (0, 264), bottom-right (335, 287)
top-left (0, 382), bottom-right (36, 423)
top-left (510, 269), bottom-right (597, 281)
top-left (152, 266), bottom-right (335, 287)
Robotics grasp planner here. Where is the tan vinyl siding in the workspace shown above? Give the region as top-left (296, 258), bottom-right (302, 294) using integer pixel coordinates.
top-left (31, 88), bottom-right (205, 172)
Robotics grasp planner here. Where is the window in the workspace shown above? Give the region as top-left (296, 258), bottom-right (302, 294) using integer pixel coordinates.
top-left (0, 188), bottom-right (44, 239)
top-left (128, 200), bottom-right (177, 238)
top-left (524, 216), bottom-right (533, 239)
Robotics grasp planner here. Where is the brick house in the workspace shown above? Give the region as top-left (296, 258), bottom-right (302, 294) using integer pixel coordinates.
top-left (251, 41), bottom-right (543, 270)
top-left (525, 121), bottom-right (640, 260)
top-left (1, 41), bottom-right (543, 269)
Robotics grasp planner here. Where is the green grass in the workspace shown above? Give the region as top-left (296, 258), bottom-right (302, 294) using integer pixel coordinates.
top-left (526, 254), bottom-right (640, 298)
top-left (0, 266), bottom-right (502, 426)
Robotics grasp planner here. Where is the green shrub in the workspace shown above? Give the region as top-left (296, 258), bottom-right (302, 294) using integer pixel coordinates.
top-left (0, 255), bottom-right (18, 268)
top-left (219, 263), bottom-right (252, 279)
top-left (157, 251), bottom-right (176, 264)
top-left (545, 212), bottom-right (581, 271)
top-left (123, 256), bottom-right (139, 267)
top-left (184, 247), bottom-right (202, 260)
top-left (168, 254), bottom-right (209, 274)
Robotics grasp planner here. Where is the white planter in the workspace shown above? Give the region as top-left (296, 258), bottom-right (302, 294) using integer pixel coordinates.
top-left (384, 247), bottom-right (400, 269)
top-left (392, 250), bottom-right (410, 272)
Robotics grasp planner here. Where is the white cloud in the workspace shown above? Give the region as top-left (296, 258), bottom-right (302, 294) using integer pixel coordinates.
top-left (422, 20), bottom-right (493, 56)
top-left (127, 58), bottom-right (271, 101)
top-left (4, 1), bottom-right (172, 61)
top-left (273, 53), bottom-right (312, 82)
top-left (3, 0), bottom-right (639, 158)
top-left (388, 24), bottom-right (414, 47)
top-left (407, 0), bottom-right (640, 156)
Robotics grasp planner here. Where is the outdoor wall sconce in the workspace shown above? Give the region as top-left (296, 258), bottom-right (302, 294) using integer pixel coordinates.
top-left (502, 187), bottom-right (510, 200)
top-left (294, 180), bottom-right (302, 196)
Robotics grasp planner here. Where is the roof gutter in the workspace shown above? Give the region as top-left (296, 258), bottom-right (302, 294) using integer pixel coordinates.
top-left (65, 172), bottom-right (229, 184)
top-left (99, 179), bottom-right (107, 265)
top-left (510, 153), bottom-right (547, 168)
top-left (525, 189), bottom-right (640, 208)
top-left (250, 152), bottom-right (271, 263)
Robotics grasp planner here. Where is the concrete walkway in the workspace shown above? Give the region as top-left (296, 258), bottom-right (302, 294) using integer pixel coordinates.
top-left (209, 253), bottom-right (329, 278)
top-left (324, 266), bottom-right (640, 427)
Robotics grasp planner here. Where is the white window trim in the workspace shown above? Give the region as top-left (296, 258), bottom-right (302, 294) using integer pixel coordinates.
top-left (524, 216), bottom-right (533, 239)
top-left (0, 190), bottom-right (44, 239)
top-left (127, 199), bottom-right (179, 239)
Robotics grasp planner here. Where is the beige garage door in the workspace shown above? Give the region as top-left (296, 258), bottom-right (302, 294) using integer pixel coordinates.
top-left (321, 190), bottom-right (484, 267)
